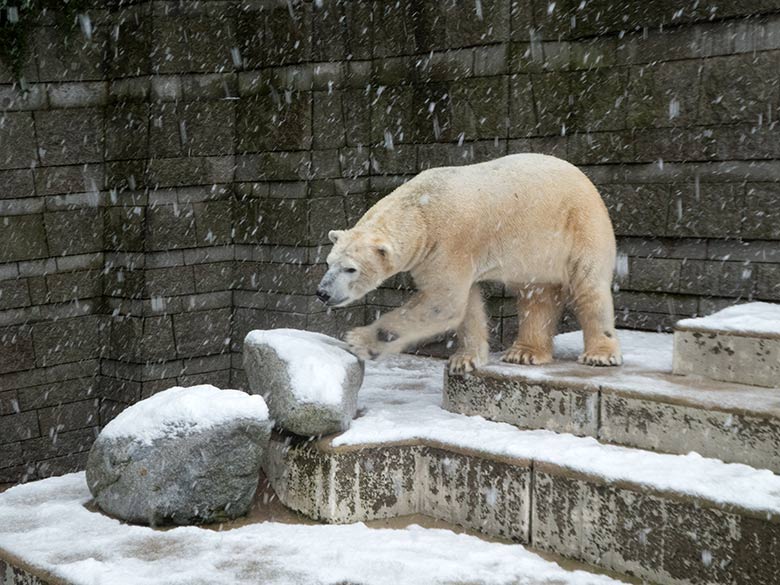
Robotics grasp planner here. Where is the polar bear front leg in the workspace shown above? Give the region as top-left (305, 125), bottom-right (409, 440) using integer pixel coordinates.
top-left (345, 288), bottom-right (470, 360)
top-left (448, 285), bottom-right (489, 375)
top-left (344, 326), bottom-right (384, 360)
top-left (344, 323), bottom-right (410, 360)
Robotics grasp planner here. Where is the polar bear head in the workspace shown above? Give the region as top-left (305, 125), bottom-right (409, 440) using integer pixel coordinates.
top-left (316, 229), bottom-right (394, 307)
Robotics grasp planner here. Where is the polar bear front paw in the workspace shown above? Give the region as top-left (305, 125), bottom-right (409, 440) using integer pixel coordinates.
top-left (502, 345), bottom-right (552, 366)
top-left (345, 326), bottom-right (384, 360)
top-left (447, 352), bottom-right (484, 376)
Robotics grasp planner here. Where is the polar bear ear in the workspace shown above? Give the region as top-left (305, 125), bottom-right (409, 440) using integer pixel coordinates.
top-left (375, 242), bottom-right (392, 258)
top-left (328, 230), bottom-right (345, 244)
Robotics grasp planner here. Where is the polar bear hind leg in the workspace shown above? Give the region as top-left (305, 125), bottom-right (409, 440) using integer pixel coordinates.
top-left (502, 284), bottom-right (564, 366)
top-left (570, 278), bottom-right (622, 366)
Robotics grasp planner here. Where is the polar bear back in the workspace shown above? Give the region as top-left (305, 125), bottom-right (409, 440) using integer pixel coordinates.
top-left (356, 153), bottom-right (616, 288)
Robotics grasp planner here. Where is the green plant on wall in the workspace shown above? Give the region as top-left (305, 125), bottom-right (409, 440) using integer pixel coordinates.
top-left (0, 0), bottom-right (95, 82)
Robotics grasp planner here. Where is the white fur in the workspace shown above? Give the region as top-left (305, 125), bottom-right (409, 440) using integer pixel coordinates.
top-left (318, 154), bottom-right (622, 372)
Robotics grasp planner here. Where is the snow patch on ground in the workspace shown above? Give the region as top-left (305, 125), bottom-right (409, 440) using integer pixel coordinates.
top-left (333, 330), bottom-right (780, 515)
top-left (101, 385), bottom-right (269, 445)
top-left (0, 474), bottom-right (623, 585)
top-left (677, 301), bottom-right (780, 336)
top-left (245, 328), bottom-right (358, 405)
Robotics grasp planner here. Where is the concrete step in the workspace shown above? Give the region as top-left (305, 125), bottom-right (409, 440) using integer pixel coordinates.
top-left (444, 330), bottom-right (780, 472)
top-left (265, 432), bottom-right (780, 585)
top-left (264, 351), bottom-right (780, 585)
top-left (0, 555), bottom-right (52, 585)
top-left (673, 302), bottom-right (780, 388)
top-left (0, 472), bottom-right (638, 585)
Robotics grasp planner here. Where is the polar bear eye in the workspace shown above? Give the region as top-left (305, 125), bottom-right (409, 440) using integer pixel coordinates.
top-left (344, 267), bottom-right (357, 274)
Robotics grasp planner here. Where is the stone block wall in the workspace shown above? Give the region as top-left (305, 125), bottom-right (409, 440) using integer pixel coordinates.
top-left (0, 2), bottom-right (239, 484)
top-left (1, 7), bottom-right (109, 485)
top-left (1, 0), bottom-right (779, 483)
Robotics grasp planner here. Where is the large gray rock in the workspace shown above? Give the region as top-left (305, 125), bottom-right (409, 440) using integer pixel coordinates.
top-left (243, 329), bottom-right (364, 436)
top-left (86, 385), bottom-right (271, 526)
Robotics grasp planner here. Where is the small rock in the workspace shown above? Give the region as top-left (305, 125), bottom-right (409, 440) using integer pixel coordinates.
top-left (243, 329), bottom-right (365, 436)
top-left (86, 385), bottom-right (271, 526)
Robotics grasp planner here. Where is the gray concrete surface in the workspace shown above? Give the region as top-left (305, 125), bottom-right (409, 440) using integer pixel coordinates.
top-left (263, 433), bottom-right (780, 585)
top-left (673, 328), bottom-right (780, 388)
top-left (444, 363), bottom-right (780, 472)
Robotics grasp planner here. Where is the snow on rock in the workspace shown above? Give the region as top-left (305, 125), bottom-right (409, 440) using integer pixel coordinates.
top-left (677, 301), bottom-right (780, 336)
top-left (244, 329), bottom-right (364, 436)
top-left (87, 385), bottom-right (271, 526)
top-left (0, 473), bottom-right (623, 585)
top-left (101, 384), bottom-right (269, 445)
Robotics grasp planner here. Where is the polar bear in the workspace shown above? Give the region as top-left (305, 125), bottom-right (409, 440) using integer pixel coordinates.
top-left (316, 153), bottom-right (622, 374)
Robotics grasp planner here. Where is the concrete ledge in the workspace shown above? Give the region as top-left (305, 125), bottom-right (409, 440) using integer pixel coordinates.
top-left (443, 329), bottom-right (780, 472)
top-left (264, 434), bottom-right (532, 543)
top-left (673, 328), bottom-right (780, 388)
top-left (673, 302), bottom-right (780, 389)
top-left (0, 554), bottom-right (58, 585)
top-left (264, 433), bottom-right (780, 585)
top-left (533, 462), bottom-right (780, 585)
top-left (445, 367), bottom-right (780, 473)
top-left (444, 372), bottom-right (599, 437)
top-left (599, 387), bottom-right (780, 472)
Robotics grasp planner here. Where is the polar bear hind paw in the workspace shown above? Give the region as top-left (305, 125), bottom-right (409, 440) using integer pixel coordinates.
top-left (578, 350), bottom-right (622, 367)
top-left (502, 345), bottom-right (553, 366)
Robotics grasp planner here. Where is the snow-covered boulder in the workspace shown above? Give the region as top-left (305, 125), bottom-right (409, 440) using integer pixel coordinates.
top-left (86, 385), bottom-right (271, 526)
top-left (243, 329), bottom-right (364, 436)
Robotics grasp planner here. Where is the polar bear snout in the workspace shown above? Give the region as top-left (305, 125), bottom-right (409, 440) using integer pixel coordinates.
top-left (316, 267), bottom-right (354, 307)
top-left (316, 274), bottom-right (341, 306)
